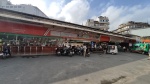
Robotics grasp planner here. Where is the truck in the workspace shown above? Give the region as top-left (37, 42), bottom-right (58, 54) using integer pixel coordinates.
top-left (131, 43), bottom-right (150, 54)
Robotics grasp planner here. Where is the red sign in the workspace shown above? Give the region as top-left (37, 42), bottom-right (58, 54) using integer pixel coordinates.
top-left (100, 35), bottom-right (110, 42)
top-left (0, 21), bottom-right (49, 36)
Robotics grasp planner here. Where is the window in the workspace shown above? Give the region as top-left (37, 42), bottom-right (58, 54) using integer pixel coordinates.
top-left (14, 6), bottom-right (17, 8)
top-left (10, 6), bottom-right (13, 8)
top-left (18, 6), bottom-right (21, 8)
top-left (6, 6), bottom-right (9, 8)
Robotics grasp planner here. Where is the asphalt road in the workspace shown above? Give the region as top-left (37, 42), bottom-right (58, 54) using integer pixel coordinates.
top-left (0, 52), bottom-right (149, 84)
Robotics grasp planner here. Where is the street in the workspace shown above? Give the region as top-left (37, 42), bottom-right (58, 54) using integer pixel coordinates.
top-left (0, 52), bottom-right (150, 84)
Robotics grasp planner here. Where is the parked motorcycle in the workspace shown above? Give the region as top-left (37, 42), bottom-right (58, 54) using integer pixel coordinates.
top-left (55, 47), bottom-right (62, 56)
top-left (61, 47), bottom-right (72, 57)
top-left (86, 48), bottom-right (90, 57)
top-left (55, 46), bottom-right (74, 57)
top-left (74, 48), bottom-right (83, 55)
top-left (0, 52), bottom-right (11, 59)
top-left (68, 48), bottom-right (75, 56)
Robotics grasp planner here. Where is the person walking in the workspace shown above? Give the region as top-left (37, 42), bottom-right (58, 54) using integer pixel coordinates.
top-left (83, 44), bottom-right (87, 58)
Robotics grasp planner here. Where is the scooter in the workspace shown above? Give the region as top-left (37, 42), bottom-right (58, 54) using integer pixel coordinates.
top-left (0, 53), bottom-right (4, 59)
top-left (60, 47), bottom-right (73, 57)
top-left (68, 48), bottom-right (75, 56)
top-left (55, 47), bottom-right (62, 56)
top-left (74, 48), bottom-right (82, 55)
top-left (0, 52), bottom-right (11, 59)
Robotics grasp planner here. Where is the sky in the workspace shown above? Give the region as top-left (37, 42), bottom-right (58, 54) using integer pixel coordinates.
top-left (9, 0), bottom-right (150, 31)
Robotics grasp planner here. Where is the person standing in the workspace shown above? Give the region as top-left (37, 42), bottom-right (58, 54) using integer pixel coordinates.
top-left (148, 49), bottom-right (150, 60)
top-left (103, 44), bottom-right (107, 54)
top-left (83, 44), bottom-right (87, 58)
top-left (123, 46), bottom-right (126, 52)
top-left (99, 45), bottom-right (103, 55)
top-left (3, 44), bottom-right (11, 57)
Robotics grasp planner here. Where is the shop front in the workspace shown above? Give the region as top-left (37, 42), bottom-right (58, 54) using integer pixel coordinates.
top-left (0, 20), bottom-right (61, 55)
top-left (0, 20), bottom-right (100, 55)
top-left (0, 33), bottom-right (61, 55)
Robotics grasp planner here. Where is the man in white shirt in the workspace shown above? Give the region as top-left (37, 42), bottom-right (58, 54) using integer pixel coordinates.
top-left (83, 44), bottom-right (87, 57)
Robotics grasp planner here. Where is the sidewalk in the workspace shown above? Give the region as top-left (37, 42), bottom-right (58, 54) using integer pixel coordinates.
top-left (127, 72), bottom-right (150, 84)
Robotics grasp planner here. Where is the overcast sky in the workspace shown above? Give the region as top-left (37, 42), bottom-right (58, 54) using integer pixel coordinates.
top-left (10, 0), bottom-right (150, 31)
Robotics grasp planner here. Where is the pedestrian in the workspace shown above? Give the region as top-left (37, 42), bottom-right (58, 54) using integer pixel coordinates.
top-left (3, 44), bottom-right (11, 57)
top-left (83, 44), bottom-right (87, 58)
top-left (7, 45), bottom-right (12, 57)
top-left (99, 45), bottom-right (103, 55)
top-left (148, 49), bottom-right (150, 60)
top-left (103, 44), bottom-right (107, 54)
top-left (123, 46), bottom-right (126, 52)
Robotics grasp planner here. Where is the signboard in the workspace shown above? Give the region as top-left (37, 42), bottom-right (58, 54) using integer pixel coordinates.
top-left (110, 36), bottom-right (124, 42)
top-left (0, 21), bottom-right (48, 36)
top-left (100, 35), bottom-right (110, 42)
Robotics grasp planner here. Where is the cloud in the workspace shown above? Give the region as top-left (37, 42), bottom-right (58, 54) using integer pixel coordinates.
top-left (46, 0), bottom-right (65, 18)
top-left (57, 0), bottom-right (90, 24)
top-left (101, 5), bottom-right (150, 31)
top-left (10, 0), bottom-right (90, 24)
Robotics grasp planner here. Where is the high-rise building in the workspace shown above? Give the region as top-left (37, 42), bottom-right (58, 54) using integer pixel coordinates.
top-left (85, 16), bottom-right (109, 31)
top-left (0, 0), bottom-right (48, 18)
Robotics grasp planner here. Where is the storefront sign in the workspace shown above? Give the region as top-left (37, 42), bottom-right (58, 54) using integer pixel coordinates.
top-left (0, 21), bottom-right (48, 36)
top-left (100, 35), bottom-right (110, 42)
top-left (110, 36), bottom-right (124, 42)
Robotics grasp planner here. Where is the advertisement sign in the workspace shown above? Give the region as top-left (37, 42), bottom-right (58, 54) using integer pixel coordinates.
top-left (0, 21), bottom-right (48, 36)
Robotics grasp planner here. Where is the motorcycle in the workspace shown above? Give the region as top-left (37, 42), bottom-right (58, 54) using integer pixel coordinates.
top-left (55, 47), bottom-right (62, 56)
top-left (74, 48), bottom-right (83, 55)
top-left (0, 52), bottom-right (11, 59)
top-left (56, 46), bottom-right (73, 57)
top-left (68, 48), bottom-right (75, 56)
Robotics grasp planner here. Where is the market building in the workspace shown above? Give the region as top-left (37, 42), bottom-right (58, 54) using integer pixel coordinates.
top-left (0, 8), bottom-right (135, 56)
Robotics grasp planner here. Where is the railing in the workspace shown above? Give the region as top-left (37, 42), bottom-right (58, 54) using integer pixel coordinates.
top-left (0, 46), bottom-right (56, 56)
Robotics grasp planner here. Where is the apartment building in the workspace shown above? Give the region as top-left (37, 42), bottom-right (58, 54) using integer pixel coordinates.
top-left (85, 16), bottom-right (109, 31)
top-left (113, 21), bottom-right (150, 35)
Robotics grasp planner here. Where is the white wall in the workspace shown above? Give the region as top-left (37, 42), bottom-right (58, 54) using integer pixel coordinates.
top-left (130, 27), bottom-right (150, 37)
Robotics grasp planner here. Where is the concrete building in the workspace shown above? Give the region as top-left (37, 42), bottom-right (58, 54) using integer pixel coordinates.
top-left (85, 16), bottom-right (109, 31)
top-left (0, 0), bottom-right (48, 18)
top-left (129, 27), bottom-right (150, 42)
top-left (113, 21), bottom-right (150, 35)
top-left (113, 21), bottom-right (150, 42)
